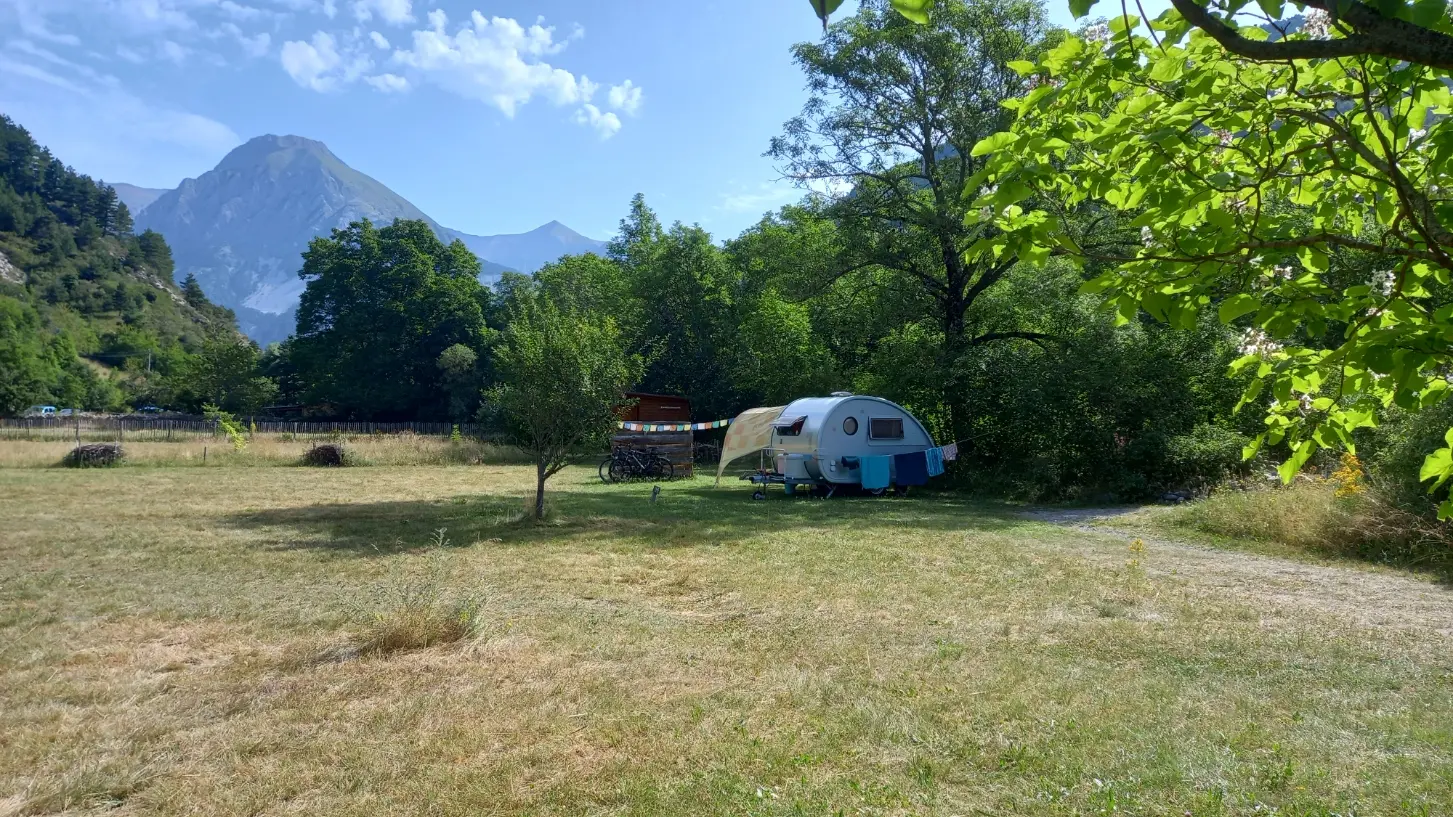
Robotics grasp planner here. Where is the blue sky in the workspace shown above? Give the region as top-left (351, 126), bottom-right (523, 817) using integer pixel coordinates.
top-left (0, 0), bottom-right (1167, 241)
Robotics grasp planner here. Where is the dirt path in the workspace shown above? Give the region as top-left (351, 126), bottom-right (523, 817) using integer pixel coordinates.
top-left (1020, 507), bottom-right (1453, 638)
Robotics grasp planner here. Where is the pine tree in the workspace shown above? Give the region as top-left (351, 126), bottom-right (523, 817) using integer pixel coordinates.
top-left (181, 273), bottom-right (207, 308)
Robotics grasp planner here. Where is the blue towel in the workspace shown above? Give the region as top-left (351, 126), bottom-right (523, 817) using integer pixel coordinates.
top-left (894, 451), bottom-right (929, 486)
top-left (860, 455), bottom-right (891, 490)
top-left (926, 447), bottom-right (944, 477)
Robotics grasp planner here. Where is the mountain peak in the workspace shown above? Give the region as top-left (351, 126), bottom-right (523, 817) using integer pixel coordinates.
top-left (216, 134), bottom-right (335, 171)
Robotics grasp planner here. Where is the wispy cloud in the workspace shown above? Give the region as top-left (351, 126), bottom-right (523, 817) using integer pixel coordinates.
top-left (0, 41), bottom-right (238, 186)
top-left (717, 183), bottom-right (801, 213)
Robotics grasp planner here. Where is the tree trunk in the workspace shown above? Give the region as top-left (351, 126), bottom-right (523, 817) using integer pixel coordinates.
top-left (535, 459), bottom-right (547, 521)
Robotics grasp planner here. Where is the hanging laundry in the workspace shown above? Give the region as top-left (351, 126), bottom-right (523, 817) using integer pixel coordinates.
top-left (925, 447), bottom-right (945, 477)
top-left (860, 455), bottom-right (891, 490)
top-left (893, 451), bottom-right (929, 486)
top-left (941, 442), bottom-right (959, 462)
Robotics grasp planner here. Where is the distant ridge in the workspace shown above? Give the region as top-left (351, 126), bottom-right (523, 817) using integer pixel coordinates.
top-left (126, 134), bottom-right (607, 344)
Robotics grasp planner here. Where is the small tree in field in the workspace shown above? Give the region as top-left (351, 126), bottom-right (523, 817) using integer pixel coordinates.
top-left (488, 296), bottom-right (640, 521)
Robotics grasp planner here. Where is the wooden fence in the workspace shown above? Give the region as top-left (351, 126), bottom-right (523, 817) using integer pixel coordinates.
top-left (0, 416), bottom-right (489, 441)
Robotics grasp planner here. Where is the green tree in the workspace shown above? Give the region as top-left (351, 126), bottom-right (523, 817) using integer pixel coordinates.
top-left (0, 295), bottom-right (54, 415)
top-left (183, 337), bottom-right (278, 414)
top-left (437, 343), bottom-right (480, 421)
top-left (487, 295), bottom-right (640, 520)
top-left (291, 219), bottom-right (492, 419)
top-left (978, 1), bottom-right (1453, 510)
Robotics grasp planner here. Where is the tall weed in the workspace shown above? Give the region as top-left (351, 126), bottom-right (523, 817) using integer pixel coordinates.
top-left (347, 529), bottom-right (486, 656)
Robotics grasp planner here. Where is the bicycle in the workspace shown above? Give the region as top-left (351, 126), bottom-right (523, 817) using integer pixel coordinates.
top-left (599, 445), bottom-right (675, 482)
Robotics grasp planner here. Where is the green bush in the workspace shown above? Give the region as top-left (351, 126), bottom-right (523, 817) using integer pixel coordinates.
top-left (1164, 424), bottom-right (1251, 492)
top-left (1369, 400), bottom-right (1453, 520)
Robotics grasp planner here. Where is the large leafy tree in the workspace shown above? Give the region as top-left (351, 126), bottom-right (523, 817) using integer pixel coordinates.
top-left (771, 0), bottom-right (1053, 349)
top-left (291, 219), bottom-right (492, 419)
top-left (487, 294), bottom-right (640, 520)
top-left (968, 0), bottom-right (1453, 512)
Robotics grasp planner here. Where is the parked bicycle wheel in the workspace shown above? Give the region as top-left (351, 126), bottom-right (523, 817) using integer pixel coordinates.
top-left (653, 457), bottom-right (675, 481)
top-left (599, 457), bottom-right (615, 483)
top-left (610, 458), bottom-right (631, 482)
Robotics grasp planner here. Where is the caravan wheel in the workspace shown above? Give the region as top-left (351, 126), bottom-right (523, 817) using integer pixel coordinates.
top-left (751, 490), bottom-right (766, 501)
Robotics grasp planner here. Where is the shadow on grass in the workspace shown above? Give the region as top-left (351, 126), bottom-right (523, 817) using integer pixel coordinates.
top-left (223, 479), bottom-right (1027, 556)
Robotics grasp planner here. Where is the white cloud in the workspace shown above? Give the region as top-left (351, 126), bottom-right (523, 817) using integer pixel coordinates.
top-left (218, 1), bottom-right (267, 20)
top-left (364, 72), bottom-right (407, 92)
top-left (607, 79), bottom-right (642, 115)
top-left (116, 44), bottom-right (146, 63)
top-left (5, 0), bottom-right (83, 45)
top-left (351, 0), bottom-right (411, 25)
top-left (368, 30), bottom-right (389, 49)
top-left (112, 0), bottom-right (199, 32)
top-left (280, 30), bottom-right (370, 90)
top-left (322, 0), bottom-right (337, 18)
top-left (280, 31), bottom-right (340, 89)
top-left (573, 103), bottom-right (620, 139)
top-left (391, 14), bottom-right (593, 117)
top-left (160, 39), bottom-right (190, 63)
top-left (426, 7), bottom-right (445, 32)
top-left (238, 30), bottom-right (270, 57)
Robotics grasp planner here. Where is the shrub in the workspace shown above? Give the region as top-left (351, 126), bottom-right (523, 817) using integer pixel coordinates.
top-left (350, 529), bottom-right (485, 656)
top-left (1368, 400), bottom-right (1453, 519)
top-left (63, 443), bottom-right (124, 468)
top-left (1164, 424), bottom-right (1251, 492)
top-left (302, 443), bottom-right (348, 467)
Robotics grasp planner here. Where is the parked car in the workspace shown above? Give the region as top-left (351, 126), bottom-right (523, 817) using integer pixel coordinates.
top-left (24, 405), bottom-right (56, 417)
top-left (138, 405), bottom-right (163, 414)
top-left (58, 408), bottom-right (76, 418)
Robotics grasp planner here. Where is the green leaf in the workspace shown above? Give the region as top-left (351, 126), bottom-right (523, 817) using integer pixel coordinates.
top-left (1007, 60), bottom-right (1036, 76)
top-left (1278, 440), bottom-right (1315, 483)
top-left (1297, 246), bottom-right (1329, 273)
top-left (1148, 56), bottom-right (1184, 83)
top-left (808, 0), bottom-right (847, 24)
top-left (1256, 0), bottom-right (1285, 18)
top-left (889, 0), bottom-right (933, 23)
top-left (1218, 294), bottom-right (1260, 323)
top-left (1419, 446), bottom-right (1453, 486)
top-left (971, 131), bottom-right (1019, 157)
top-left (1242, 433), bottom-right (1266, 461)
top-left (1069, 0), bottom-right (1098, 18)
top-left (1408, 0), bottom-right (1447, 25)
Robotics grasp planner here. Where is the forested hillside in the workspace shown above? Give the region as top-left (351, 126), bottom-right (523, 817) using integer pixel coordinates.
top-left (0, 115), bottom-right (268, 415)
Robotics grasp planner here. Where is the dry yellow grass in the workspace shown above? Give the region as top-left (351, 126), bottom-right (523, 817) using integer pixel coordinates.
top-left (0, 434), bottom-right (524, 468)
top-left (2, 457), bottom-right (1452, 815)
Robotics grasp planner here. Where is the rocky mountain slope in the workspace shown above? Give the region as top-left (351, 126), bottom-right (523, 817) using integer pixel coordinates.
top-left (130, 135), bottom-right (604, 345)
top-left (448, 221), bottom-right (606, 278)
top-left (111, 183), bottom-right (169, 215)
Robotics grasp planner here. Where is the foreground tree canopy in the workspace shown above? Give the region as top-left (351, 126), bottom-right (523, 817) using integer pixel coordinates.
top-left (915, 0), bottom-right (1453, 514)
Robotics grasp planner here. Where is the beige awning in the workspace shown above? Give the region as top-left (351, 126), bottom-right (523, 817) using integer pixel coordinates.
top-left (715, 405), bottom-right (786, 484)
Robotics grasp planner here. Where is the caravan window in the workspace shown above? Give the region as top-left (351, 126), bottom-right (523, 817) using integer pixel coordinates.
top-left (773, 416), bottom-right (807, 437)
top-left (869, 417), bottom-right (904, 440)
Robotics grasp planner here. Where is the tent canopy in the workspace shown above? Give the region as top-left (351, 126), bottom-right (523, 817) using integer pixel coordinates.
top-left (714, 405), bottom-right (785, 484)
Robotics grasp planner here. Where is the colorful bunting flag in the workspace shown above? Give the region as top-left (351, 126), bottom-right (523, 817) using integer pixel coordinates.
top-left (617, 417), bottom-right (736, 432)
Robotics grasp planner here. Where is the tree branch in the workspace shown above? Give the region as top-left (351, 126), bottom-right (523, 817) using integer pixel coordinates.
top-left (967, 331), bottom-right (1059, 349)
top-left (1168, 0), bottom-right (1453, 70)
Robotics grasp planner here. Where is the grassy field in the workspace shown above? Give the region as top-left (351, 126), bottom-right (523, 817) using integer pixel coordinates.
top-left (0, 435), bottom-right (522, 468)
top-left (3, 453), bottom-right (1452, 815)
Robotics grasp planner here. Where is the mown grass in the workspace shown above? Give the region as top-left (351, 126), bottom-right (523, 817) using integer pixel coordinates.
top-left (2, 455), bottom-right (1452, 815)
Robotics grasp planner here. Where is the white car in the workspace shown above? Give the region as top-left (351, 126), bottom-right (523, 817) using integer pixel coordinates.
top-left (24, 405), bottom-right (56, 418)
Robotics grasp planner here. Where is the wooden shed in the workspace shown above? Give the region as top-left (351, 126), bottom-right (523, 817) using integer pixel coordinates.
top-left (614, 392), bottom-right (693, 477)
